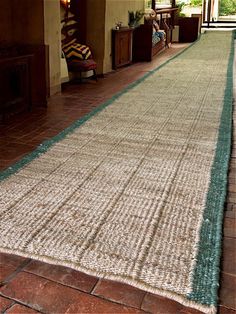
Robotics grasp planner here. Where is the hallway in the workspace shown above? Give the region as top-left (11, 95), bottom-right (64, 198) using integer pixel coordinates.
top-left (0, 41), bottom-right (235, 314)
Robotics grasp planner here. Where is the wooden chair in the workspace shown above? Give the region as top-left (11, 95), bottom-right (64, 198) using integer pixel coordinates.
top-left (61, 15), bottom-right (97, 82)
top-left (67, 56), bottom-right (97, 82)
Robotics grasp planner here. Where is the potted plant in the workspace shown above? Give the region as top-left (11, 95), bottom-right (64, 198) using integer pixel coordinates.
top-left (128, 10), bottom-right (144, 28)
top-left (176, 1), bottom-right (186, 18)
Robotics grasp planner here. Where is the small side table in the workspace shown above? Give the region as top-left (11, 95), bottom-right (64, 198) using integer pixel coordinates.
top-left (112, 28), bottom-right (133, 70)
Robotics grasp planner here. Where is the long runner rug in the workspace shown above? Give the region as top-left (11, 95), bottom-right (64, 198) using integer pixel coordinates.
top-left (0, 31), bottom-right (234, 313)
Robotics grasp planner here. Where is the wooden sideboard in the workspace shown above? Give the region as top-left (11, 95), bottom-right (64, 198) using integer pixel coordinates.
top-left (21, 44), bottom-right (49, 107)
top-left (112, 28), bottom-right (133, 70)
top-left (0, 44), bottom-right (49, 121)
top-left (0, 55), bottom-right (32, 121)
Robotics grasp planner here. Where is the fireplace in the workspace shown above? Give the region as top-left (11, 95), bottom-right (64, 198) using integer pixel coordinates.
top-left (0, 44), bottom-right (49, 122)
top-left (0, 54), bottom-right (32, 121)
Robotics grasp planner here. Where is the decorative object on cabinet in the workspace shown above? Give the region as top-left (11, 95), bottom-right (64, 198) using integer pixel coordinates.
top-left (115, 21), bottom-right (123, 30)
top-left (112, 28), bottom-right (133, 70)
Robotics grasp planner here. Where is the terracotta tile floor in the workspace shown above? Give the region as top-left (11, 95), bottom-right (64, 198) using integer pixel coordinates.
top-left (0, 44), bottom-right (236, 314)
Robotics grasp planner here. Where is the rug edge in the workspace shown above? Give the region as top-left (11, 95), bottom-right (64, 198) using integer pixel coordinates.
top-left (0, 246), bottom-right (216, 314)
top-left (188, 30), bottom-right (235, 305)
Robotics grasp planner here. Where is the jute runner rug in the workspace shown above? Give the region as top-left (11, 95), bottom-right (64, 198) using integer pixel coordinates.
top-left (0, 31), bottom-right (234, 313)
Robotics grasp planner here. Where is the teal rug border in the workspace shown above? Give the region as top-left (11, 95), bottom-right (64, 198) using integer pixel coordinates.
top-left (0, 38), bottom-right (199, 182)
top-left (188, 30), bottom-right (235, 306)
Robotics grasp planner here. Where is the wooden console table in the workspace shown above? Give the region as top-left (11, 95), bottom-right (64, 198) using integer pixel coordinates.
top-left (112, 28), bottom-right (133, 70)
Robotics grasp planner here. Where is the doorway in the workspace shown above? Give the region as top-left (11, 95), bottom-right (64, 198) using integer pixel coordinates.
top-left (203, 0), bottom-right (236, 26)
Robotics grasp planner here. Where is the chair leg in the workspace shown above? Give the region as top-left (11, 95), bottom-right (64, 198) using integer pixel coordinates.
top-left (93, 69), bottom-right (98, 82)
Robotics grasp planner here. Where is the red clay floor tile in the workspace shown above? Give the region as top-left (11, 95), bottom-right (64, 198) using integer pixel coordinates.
top-left (225, 210), bottom-right (236, 219)
top-left (224, 218), bottom-right (236, 238)
top-left (219, 273), bottom-right (236, 309)
top-left (179, 307), bottom-right (204, 314)
top-left (6, 304), bottom-right (41, 314)
top-left (25, 260), bottom-right (98, 293)
top-left (228, 193), bottom-right (236, 204)
top-left (218, 305), bottom-right (236, 314)
top-left (141, 293), bottom-right (183, 314)
top-left (92, 279), bottom-right (146, 309)
top-left (0, 272), bottom-right (146, 314)
top-left (0, 253), bottom-right (29, 284)
top-left (228, 184), bottom-right (236, 193)
top-left (221, 238), bottom-right (236, 275)
top-left (0, 296), bottom-right (14, 312)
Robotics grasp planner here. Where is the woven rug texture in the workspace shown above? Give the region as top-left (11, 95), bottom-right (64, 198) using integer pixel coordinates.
top-left (0, 31), bottom-right (234, 313)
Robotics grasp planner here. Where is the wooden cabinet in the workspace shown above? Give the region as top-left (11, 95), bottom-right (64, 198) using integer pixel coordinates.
top-left (0, 55), bottom-right (32, 121)
top-left (0, 44), bottom-right (49, 121)
top-left (112, 28), bottom-right (133, 70)
top-left (178, 17), bottom-right (199, 43)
